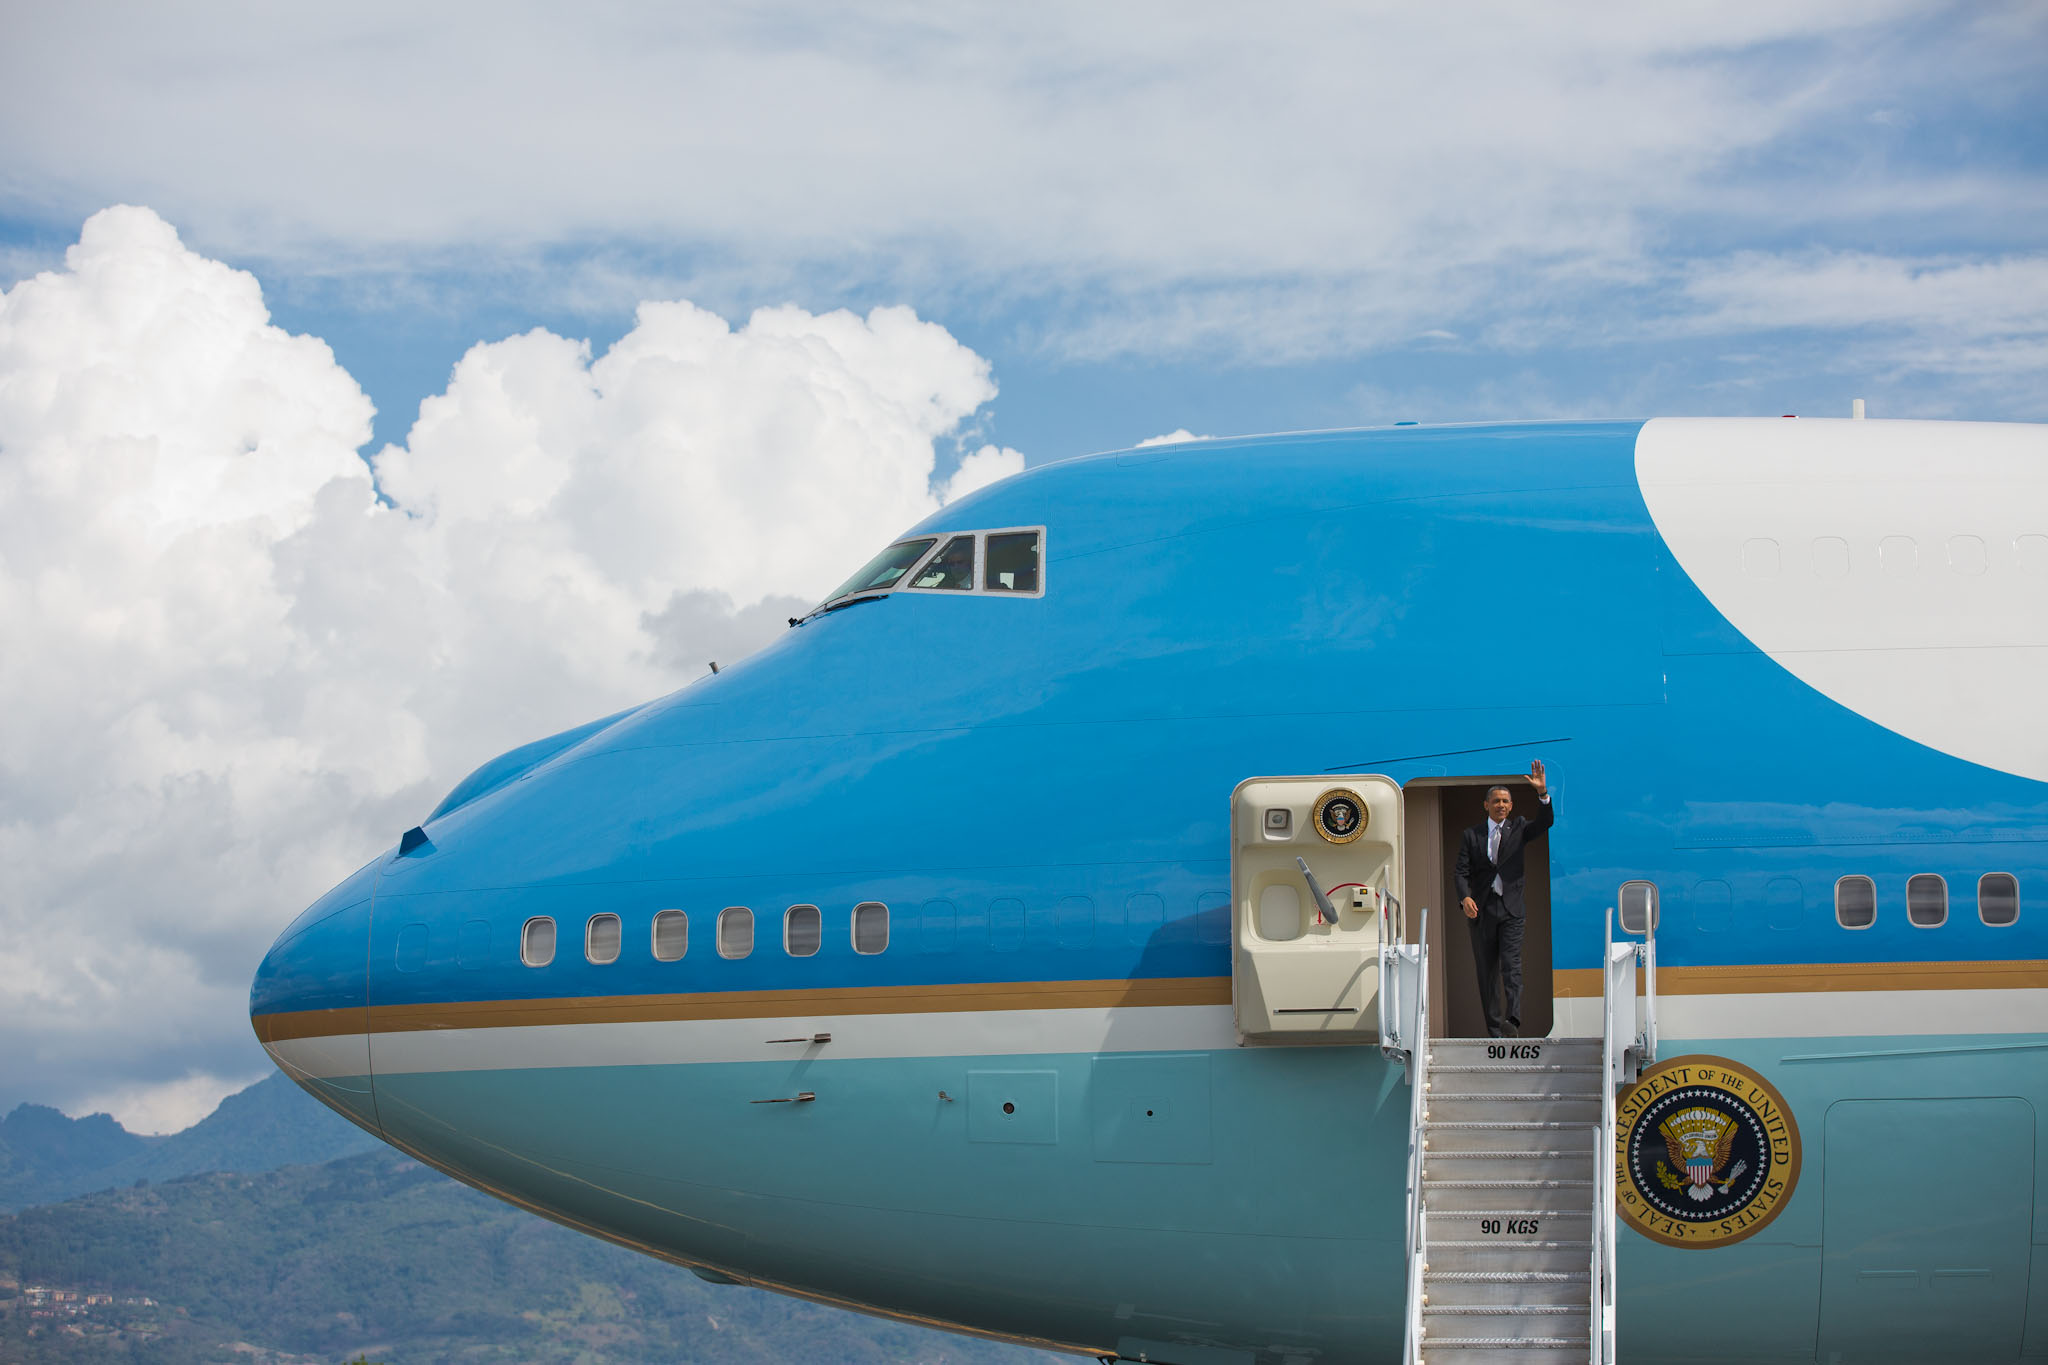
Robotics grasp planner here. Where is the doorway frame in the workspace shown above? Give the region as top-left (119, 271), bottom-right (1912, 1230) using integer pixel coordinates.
top-left (1401, 775), bottom-right (1556, 1039)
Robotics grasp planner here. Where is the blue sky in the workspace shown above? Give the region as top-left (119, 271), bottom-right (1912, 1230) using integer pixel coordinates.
top-left (0, 2), bottom-right (2042, 1130)
top-left (6, 2), bottom-right (2045, 460)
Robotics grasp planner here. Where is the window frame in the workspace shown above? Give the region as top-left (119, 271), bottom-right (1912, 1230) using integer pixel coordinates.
top-left (717, 906), bottom-right (755, 960)
top-left (784, 904), bottom-right (823, 957)
top-left (651, 909), bottom-right (689, 962)
top-left (819, 536), bottom-right (941, 610)
top-left (1617, 880), bottom-right (1659, 935)
top-left (1906, 873), bottom-right (1948, 929)
top-left (585, 912), bottom-right (622, 965)
top-left (881, 525), bottom-right (1048, 600)
top-left (521, 915), bottom-right (557, 967)
top-left (1978, 872), bottom-right (2021, 927)
top-left (1834, 875), bottom-right (1877, 931)
top-left (851, 901), bottom-right (890, 955)
top-left (897, 534), bottom-right (979, 594)
top-left (979, 525), bottom-right (1048, 597)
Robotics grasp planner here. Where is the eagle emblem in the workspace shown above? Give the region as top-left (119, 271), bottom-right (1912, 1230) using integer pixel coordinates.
top-left (1658, 1106), bottom-right (1748, 1202)
top-left (1616, 1056), bottom-right (1801, 1249)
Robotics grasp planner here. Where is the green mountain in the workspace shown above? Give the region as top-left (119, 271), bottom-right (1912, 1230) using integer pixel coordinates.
top-left (0, 1150), bottom-right (1061, 1364)
top-left (0, 1074), bottom-right (381, 1212)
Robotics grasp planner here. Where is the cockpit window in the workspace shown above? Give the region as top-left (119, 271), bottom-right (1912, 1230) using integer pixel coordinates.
top-left (825, 538), bottom-right (937, 603)
top-left (908, 535), bottom-right (975, 591)
top-left (986, 530), bottom-right (1041, 592)
top-left (805, 526), bottom-right (1045, 621)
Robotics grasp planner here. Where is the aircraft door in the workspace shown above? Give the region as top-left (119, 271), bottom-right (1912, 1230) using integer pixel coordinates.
top-left (1229, 775), bottom-right (1403, 1042)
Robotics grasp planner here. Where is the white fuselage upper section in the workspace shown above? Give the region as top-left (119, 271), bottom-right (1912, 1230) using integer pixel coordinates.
top-left (1635, 418), bottom-right (2048, 783)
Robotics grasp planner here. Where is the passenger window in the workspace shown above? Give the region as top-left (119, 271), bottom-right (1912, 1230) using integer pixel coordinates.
top-left (920, 899), bottom-right (956, 954)
top-left (824, 537), bottom-right (938, 602)
top-left (785, 905), bottom-right (822, 957)
top-left (458, 919), bottom-right (491, 970)
top-left (989, 897), bottom-right (1024, 952)
top-left (395, 923), bottom-right (429, 974)
top-left (521, 916), bottom-right (556, 966)
top-left (1907, 874), bottom-right (1947, 928)
top-left (1835, 876), bottom-right (1876, 929)
top-left (1618, 880), bottom-right (1658, 935)
top-left (1979, 873), bottom-right (2020, 926)
top-left (651, 909), bottom-right (689, 961)
top-left (852, 902), bottom-right (889, 954)
top-left (2016, 534), bottom-right (2048, 573)
top-left (1056, 895), bottom-right (1094, 948)
top-left (1124, 894), bottom-right (1164, 946)
top-left (1692, 880), bottom-right (1732, 934)
top-left (718, 907), bottom-right (754, 959)
top-left (1765, 877), bottom-right (1802, 931)
top-left (908, 536), bottom-right (975, 591)
top-left (985, 530), bottom-right (1042, 593)
top-left (586, 913), bottom-right (621, 964)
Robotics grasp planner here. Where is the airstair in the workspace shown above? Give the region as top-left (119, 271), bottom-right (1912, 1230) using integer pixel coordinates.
top-left (1380, 893), bottom-right (1658, 1365)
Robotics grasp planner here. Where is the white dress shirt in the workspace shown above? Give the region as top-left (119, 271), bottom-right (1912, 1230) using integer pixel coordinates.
top-left (1488, 794), bottom-right (1551, 895)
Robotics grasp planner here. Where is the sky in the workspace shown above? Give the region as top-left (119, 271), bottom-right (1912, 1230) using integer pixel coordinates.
top-left (0, 2), bottom-right (2043, 1132)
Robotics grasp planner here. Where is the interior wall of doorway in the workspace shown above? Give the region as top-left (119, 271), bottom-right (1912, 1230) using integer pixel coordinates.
top-left (1402, 779), bottom-right (1554, 1039)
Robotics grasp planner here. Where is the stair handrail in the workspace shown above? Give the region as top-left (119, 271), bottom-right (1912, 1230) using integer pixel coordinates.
top-left (1638, 903), bottom-right (1658, 1072)
top-left (1399, 906), bottom-right (1430, 1365)
top-left (1595, 906), bottom-right (1636, 1364)
top-left (1377, 890), bottom-right (1401, 1062)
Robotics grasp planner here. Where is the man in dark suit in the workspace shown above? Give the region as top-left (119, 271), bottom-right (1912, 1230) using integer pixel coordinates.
top-left (1454, 760), bottom-right (1554, 1038)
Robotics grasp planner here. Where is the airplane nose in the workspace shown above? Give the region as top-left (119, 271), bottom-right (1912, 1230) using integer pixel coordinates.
top-left (249, 859), bottom-right (381, 1135)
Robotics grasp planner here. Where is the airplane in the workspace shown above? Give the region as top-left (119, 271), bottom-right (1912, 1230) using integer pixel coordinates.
top-left (250, 415), bottom-right (2047, 1364)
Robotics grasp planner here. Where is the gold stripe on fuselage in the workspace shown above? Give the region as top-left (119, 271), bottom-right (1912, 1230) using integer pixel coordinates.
top-left (1551, 958), bottom-right (2048, 998)
top-left (252, 975), bottom-right (1236, 1043)
top-left (251, 959), bottom-right (2048, 1043)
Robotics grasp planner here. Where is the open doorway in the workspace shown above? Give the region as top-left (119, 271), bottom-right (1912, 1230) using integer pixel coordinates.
top-left (1401, 778), bottom-right (1554, 1039)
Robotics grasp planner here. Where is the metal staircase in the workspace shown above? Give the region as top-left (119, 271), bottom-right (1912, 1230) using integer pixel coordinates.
top-left (1380, 902), bottom-right (1657, 1365)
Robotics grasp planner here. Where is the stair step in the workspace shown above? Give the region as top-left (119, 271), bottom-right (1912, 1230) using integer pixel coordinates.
top-left (1426, 1094), bottom-right (1601, 1124)
top-left (1425, 1120), bottom-right (1593, 1128)
top-left (1425, 1146), bottom-right (1581, 1162)
top-left (1430, 1240), bottom-right (1593, 1250)
top-left (1424, 1306), bottom-right (1589, 1340)
top-left (1422, 1348), bottom-right (1593, 1365)
top-left (1421, 1240), bottom-right (1591, 1273)
top-left (1423, 1151), bottom-right (1593, 1180)
top-left (1426, 1184), bottom-right (1596, 1214)
top-left (1430, 1064), bottom-right (1601, 1075)
top-left (1422, 1121), bottom-right (1599, 1155)
top-left (1423, 1068), bottom-right (1605, 1098)
top-left (1425, 1096), bottom-right (1597, 1105)
top-left (1426, 1270), bottom-right (1591, 1284)
top-left (1424, 1178), bottom-right (1594, 1188)
top-left (1423, 1275), bottom-right (1594, 1309)
top-left (1426, 1329), bottom-right (1589, 1351)
top-left (1429, 1037), bottom-right (1600, 1060)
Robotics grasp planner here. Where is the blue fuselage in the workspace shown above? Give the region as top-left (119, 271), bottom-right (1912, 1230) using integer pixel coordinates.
top-left (252, 422), bottom-right (2048, 1363)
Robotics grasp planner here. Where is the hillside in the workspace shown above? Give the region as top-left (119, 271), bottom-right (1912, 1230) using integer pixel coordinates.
top-left (0, 1150), bottom-right (1063, 1364)
top-left (0, 1074), bottom-right (382, 1212)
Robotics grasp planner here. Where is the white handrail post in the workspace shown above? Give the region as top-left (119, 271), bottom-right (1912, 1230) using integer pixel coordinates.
top-left (1640, 911), bottom-right (1657, 1070)
top-left (1595, 906), bottom-right (1628, 1364)
top-left (1399, 907), bottom-right (1430, 1365)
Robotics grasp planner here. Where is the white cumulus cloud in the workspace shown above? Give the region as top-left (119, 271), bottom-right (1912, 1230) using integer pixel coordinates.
top-left (0, 207), bottom-right (1016, 1126)
top-left (1135, 429), bottom-right (1208, 447)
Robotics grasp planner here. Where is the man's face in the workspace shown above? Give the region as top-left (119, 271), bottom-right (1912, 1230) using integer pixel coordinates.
top-left (1484, 788), bottom-right (1514, 821)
